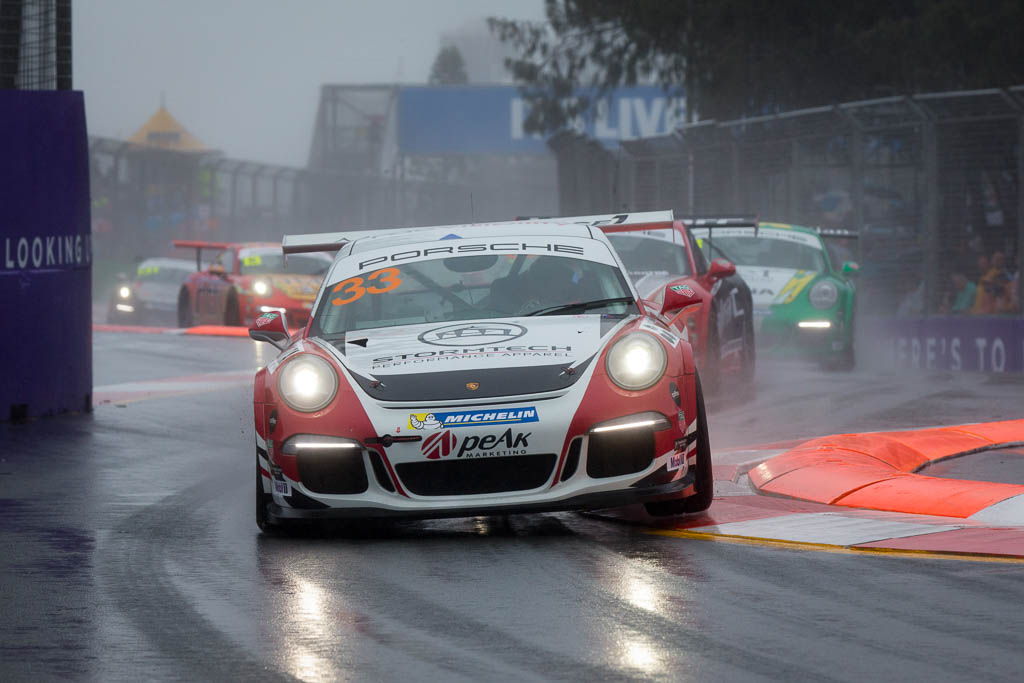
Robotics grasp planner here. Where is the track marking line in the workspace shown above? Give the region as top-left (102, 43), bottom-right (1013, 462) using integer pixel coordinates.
top-left (648, 528), bottom-right (1024, 564)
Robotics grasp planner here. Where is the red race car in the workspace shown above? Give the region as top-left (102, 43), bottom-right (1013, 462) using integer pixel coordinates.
top-left (173, 241), bottom-right (332, 328)
top-left (600, 215), bottom-right (756, 390)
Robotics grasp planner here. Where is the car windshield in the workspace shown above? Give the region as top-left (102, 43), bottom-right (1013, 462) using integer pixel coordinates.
top-left (312, 252), bottom-right (636, 335)
top-left (697, 233), bottom-right (825, 271)
top-left (238, 248), bottom-right (330, 275)
top-left (607, 231), bottom-right (691, 281)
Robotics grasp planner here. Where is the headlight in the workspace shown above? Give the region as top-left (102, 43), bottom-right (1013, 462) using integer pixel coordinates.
top-left (253, 280), bottom-right (271, 296)
top-left (278, 354), bottom-right (338, 412)
top-left (118, 285), bottom-right (131, 299)
top-left (809, 280), bottom-right (838, 309)
top-left (605, 332), bottom-right (667, 391)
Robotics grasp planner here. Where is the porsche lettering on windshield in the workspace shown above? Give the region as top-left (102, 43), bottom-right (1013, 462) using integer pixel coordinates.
top-left (357, 243), bottom-right (585, 271)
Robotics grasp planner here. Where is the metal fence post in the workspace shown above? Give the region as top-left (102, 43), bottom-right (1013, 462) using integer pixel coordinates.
top-left (921, 116), bottom-right (940, 315)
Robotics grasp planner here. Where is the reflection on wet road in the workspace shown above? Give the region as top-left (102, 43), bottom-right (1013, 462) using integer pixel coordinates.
top-left (2, 332), bottom-right (1024, 680)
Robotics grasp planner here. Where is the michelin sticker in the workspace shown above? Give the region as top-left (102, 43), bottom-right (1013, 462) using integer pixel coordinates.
top-left (409, 407), bottom-right (539, 430)
top-left (639, 318), bottom-right (680, 347)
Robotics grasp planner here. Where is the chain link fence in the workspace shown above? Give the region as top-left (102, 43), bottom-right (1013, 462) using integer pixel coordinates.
top-left (0, 0), bottom-right (71, 90)
top-left (88, 138), bottom-right (545, 292)
top-left (553, 86), bottom-right (1024, 319)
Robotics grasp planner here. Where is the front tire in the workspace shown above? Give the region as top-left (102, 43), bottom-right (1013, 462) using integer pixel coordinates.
top-left (256, 465), bottom-right (273, 532)
top-left (177, 288), bottom-right (193, 328)
top-left (645, 372), bottom-right (714, 516)
top-left (224, 290), bottom-right (241, 326)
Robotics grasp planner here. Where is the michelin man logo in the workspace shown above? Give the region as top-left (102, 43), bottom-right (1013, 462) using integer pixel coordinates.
top-left (409, 413), bottom-right (442, 430)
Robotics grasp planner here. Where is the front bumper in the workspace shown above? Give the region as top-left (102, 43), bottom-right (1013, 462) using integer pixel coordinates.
top-left (758, 309), bottom-right (849, 358)
top-left (266, 474), bottom-right (693, 522)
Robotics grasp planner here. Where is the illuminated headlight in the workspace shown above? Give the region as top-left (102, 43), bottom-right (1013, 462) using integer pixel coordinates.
top-left (281, 434), bottom-right (361, 455)
top-left (590, 411), bottom-right (671, 433)
top-left (118, 285), bottom-right (131, 299)
top-left (253, 280), bottom-right (271, 296)
top-left (605, 332), bottom-right (667, 391)
top-left (798, 320), bottom-right (832, 329)
top-left (809, 280), bottom-right (838, 309)
top-left (278, 355), bottom-right (338, 412)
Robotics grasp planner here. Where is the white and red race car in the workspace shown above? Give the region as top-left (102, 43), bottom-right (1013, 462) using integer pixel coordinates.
top-left (249, 211), bottom-right (713, 529)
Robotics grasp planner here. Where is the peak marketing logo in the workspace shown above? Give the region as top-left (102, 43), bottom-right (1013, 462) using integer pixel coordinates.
top-left (420, 428), bottom-right (532, 459)
top-left (418, 322), bottom-right (527, 347)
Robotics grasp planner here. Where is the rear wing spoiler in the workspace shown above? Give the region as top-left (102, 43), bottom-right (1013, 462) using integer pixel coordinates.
top-left (171, 240), bottom-right (236, 271)
top-left (680, 215), bottom-right (759, 232)
top-left (520, 210), bottom-right (676, 233)
top-left (815, 227), bottom-right (859, 239)
top-left (281, 229), bottom-right (417, 255)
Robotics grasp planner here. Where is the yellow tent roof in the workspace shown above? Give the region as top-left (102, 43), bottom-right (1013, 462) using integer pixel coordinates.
top-left (128, 106), bottom-right (211, 152)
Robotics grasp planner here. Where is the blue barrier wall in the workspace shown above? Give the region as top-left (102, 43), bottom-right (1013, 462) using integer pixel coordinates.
top-left (875, 316), bottom-right (1024, 373)
top-left (0, 90), bottom-right (91, 419)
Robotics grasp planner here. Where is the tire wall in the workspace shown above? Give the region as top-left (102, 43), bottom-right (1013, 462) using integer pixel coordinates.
top-left (0, 91), bottom-right (92, 419)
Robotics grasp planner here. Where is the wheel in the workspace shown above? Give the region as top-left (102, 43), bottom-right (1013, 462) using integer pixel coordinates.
top-left (645, 372), bottom-right (714, 516)
top-left (702, 316), bottom-right (721, 394)
top-left (224, 290), bottom-right (241, 326)
top-left (739, 313), bottom-right (756, 383)
top-left (256, 464), bottom-right (274, 532)
top-left (177, 288), bottom-right (193, 328)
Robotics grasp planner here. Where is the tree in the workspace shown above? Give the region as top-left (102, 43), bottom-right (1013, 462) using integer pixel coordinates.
top-left (489, 0), bottom-right (1024, 134)
top-left (428, 45), bottom-right (469, 85)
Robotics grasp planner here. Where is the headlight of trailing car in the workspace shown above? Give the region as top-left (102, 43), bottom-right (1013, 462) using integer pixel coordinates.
top-left (253, 279), bottom-right (271, 297)
top-left (605, 332), bottom-right (667, 391)
top-left (278, 354), bottom-right (338, 412)
top-left (118, 285), bottom-right (131, 299)
top-left (809, 279), bottom-right (838, 309)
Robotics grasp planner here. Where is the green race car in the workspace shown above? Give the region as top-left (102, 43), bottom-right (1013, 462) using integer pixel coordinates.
top-left (691, 222), bottom-right (858, 369)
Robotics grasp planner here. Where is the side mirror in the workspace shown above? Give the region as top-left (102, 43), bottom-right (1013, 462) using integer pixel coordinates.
top-left (249, 311), bottom-right (290, 350)
top-left (660, 282), bottom-right (703, 316)
top-left (842, 261), bottom-right (860, 276)
top-left (707, 258), bottom-right (736, 280)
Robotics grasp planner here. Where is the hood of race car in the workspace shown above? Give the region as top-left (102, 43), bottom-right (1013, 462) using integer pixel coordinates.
top-left (735, 266), bottom-right (818, 308)
top-left (326, 315), bottom-right (617, 402)
top-left (265, 274), bottom-right (320, 301)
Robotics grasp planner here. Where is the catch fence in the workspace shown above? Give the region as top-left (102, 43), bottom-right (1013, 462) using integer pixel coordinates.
top-left (553, 86), bottom-right (1024, 318)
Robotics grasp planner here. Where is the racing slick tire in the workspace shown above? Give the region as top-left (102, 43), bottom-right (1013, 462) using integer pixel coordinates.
top-left (739, 314), bottom-right (756, 383)
top-left (224, 290), bottom-right (241, 326)
top-left (645, 373), bottom-right (713, 516)
top-left (256, 465), bottom-right (276, 533)
top-left (177, 288), bottom-right (193, 328)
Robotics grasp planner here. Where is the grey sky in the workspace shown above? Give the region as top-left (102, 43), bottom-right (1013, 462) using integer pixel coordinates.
top-left (74, 0), bottom-right (544, 166)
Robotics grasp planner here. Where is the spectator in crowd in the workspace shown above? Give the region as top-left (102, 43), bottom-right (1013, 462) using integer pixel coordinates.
top-left (942, 272), bottom-right (976, 315)
top-left (897, 275), bottom-right (924, 317)
top-left (972, 251), bottom-right (1013, 314)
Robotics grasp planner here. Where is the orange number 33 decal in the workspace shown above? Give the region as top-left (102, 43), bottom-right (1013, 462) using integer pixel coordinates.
top-left (331, 267), bottom-right (402, 306)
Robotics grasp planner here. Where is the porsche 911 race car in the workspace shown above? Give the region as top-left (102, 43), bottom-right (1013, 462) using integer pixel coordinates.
top-left (692, 221), bottom-right (858, 369)
top-left (173, 240), bottom-right (331, 328)
top-left (601, 216), bottom-right (756, 390)
top-left (107, 257), bottom-right (195, 325)
top-left (248, 211), bottom-right (714, 529)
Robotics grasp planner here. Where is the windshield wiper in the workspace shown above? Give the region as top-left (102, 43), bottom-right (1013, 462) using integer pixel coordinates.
top-left (525, 297), bottom-right (635, 317)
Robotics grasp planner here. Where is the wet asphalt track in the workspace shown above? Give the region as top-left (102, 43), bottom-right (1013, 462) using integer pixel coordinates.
top-left (3, 332), bottom-right (1024, 681)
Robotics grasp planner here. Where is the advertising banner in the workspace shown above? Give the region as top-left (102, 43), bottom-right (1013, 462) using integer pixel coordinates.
top-left (0, 90), bottom-right (92, 418)
top-left (879, 316), bottom-right (1024, 373)
top-left (397, 85), bottom-right (685, 155)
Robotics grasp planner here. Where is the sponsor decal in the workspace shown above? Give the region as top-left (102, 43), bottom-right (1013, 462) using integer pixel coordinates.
top-left (673, 437), bottom-right (686, 452)
top-left (677, 409), bottom-right (686, 424)
top-left (465, 382), bottom-right (480, 391)
top-left (420, 428), bottom-right (533, 459)
top-left (356, 243), bottom-right (586, 271)
top-left (408, 407), bottom-right (539, 430)
top-left (254, 312), bottom-right (279, 327)
top-left (370, 344), bottom-right (573, 370)
top-left (670, 284), bottom-right (696, 297)
top-left (419, 322), bottom-right (527, 347)
top-left (640, 318), bottom-right (680, 347)
top-left (667, 453), bottom-right (684, 472)
top-left (422, 430), bottom-right (457, 460)
top-left (274, 480), bottom-right (290, 494)
top-left (456, 429), bottom-right (530, 459)
top-left (775, 271), bottom-right (816, 305)
top-left (669, 382), bottom-right (681, 406)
